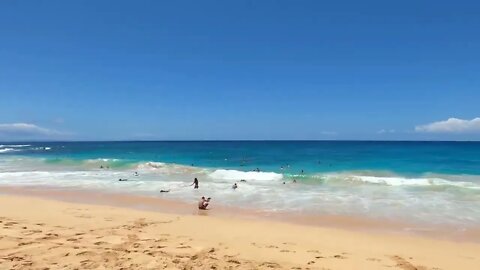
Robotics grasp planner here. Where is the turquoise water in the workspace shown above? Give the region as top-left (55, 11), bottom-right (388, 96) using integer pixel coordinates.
top-left (1, 141), bottom-right (480, 228)
top-left (2, 141), bottom-right (480, 175)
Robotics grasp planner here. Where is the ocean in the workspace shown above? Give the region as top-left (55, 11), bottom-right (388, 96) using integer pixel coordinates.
top-left (1, 141), bottom-right (480, 228)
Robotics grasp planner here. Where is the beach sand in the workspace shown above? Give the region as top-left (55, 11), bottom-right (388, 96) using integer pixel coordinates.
top-left (1, 194), bottom-right (479, 270)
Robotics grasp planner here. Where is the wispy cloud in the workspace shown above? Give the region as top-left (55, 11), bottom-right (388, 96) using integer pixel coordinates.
top-left (378, 129), bottom-right (395, 134)
top-left (0, 123), bottom-right (66, 140)
top-left (415, 117), bottom-right (480, 133)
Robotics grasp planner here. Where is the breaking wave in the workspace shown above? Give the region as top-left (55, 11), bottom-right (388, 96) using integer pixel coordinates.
top-left (208, 169), bottom-right (283, 181)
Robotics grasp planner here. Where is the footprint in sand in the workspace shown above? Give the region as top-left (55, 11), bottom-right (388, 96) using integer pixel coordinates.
top-left (66, 238), bottom-right (79, 242)
top-left (4, 221), bottom-right (18, 226)
top-left (76, 251), bottom-right (97, 256)
top-left (227, 259), bottom-right (241, 264)
top-left (260, 262), bottom-right (281, 268)
top-left (176, 245), bottom-right (192, 249)
top-left (389, 255), bottom-right (429, 270)
top-left (18, 241), bottom-right (36, 246)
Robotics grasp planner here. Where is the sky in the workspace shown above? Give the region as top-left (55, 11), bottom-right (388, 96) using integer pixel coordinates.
top-left (1, 1), bottom-right (479, 141)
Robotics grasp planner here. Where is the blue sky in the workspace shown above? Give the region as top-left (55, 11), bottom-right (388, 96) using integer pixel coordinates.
top-left (1, 1), bottom-right (479, 141)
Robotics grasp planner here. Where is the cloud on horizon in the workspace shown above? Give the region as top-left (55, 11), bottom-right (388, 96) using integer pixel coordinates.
top-left (0, 123), bottom-right (67, 140)
top-left (415, 117), bottom-right (480, 133)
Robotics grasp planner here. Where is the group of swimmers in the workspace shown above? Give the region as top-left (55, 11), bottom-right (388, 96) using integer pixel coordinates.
top-left (118, 170), bottom-right (302, 211)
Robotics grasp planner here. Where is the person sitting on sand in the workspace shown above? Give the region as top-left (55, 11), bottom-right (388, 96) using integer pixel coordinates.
top-left (198, 197), bottom-right (211, 210)
top-left (232, 183), bottom-right (238, 190)
top-left (191, 178), bottom-right (199, 189)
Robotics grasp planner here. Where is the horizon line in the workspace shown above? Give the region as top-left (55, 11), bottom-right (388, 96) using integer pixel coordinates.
top-left (1, 139), bottom-right (480, 143)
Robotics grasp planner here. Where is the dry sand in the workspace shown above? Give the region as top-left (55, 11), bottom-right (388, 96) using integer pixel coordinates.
top-left (1, 194), bottom-right (479, 270)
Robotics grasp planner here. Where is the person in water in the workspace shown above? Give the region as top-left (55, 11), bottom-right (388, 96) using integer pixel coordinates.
top-left (232, 183), bottom-right (238, 190)
top-left (191, 178), bottom-right (199, 189)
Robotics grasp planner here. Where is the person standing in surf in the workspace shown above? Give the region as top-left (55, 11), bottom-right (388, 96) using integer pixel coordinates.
top-left (191, 178), bottom-right (199, 189)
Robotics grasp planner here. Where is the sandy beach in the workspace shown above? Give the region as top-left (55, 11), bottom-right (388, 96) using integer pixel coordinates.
top-left (1, 193), bottom-right (479, 270)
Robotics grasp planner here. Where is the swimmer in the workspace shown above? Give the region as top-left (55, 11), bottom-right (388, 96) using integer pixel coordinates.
top-left (240, 179), bottom-right (247, 182)
top-left (191, 178), bottom-right (199, 189)
top-left (232, 183), bottom-right (238, 190)
top-left (118, 178), bottom-right (128, 181)
top-left (293, 179), bottom-right (297, 183)
top-left (160, 189), bottom-right (170, 193)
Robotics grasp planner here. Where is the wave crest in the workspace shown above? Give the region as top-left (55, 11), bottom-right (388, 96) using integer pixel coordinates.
top-left (208, 169), bottom-right (283, 181)
top-left (323, 173), bottom-right (480, 189)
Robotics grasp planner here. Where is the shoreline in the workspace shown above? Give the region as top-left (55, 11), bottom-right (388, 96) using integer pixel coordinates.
top-left (1, 184), bottom-right (479, 243)
top-left (1, 192), bottom-right (480, 269)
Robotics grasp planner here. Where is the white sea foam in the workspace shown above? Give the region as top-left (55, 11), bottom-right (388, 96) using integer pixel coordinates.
top-left (136, 162), bottom-right (205, 175)
top-left (323, 173), bottom-right (480, 190)
top-left (0, 148), bottom-right (18, 153)
top-left (208, 169), bottom-right (283, 181)
top-left (0, 144), bottom-right (31, 148)
top-left (85, 158), bottom-right (120, 163)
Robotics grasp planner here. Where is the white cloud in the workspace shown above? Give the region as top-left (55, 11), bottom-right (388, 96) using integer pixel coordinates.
top-left (415, 117), bottom-right (480, 133)
top-left (378, 129), bottom-right (395, 134)
top-left (0, 123), bottom-right (63, 139)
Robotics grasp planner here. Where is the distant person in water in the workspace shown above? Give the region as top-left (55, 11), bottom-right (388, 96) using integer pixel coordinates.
top-left (134, 171), bottom-right (139, 176)
top-left (160, 189), bottom-right (170, 193)
top-left (232, 183), bottom-right (238, 190)
top-left (198, 197), bottom-right (211, 210)
top-left (191, 178), bottom-right (199, 189)
top-left (293, 179), bottom-right (297, 183)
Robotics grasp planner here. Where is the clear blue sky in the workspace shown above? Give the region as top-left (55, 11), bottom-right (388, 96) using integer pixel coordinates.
top-left (1, 1), bottom-right (479, 141)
